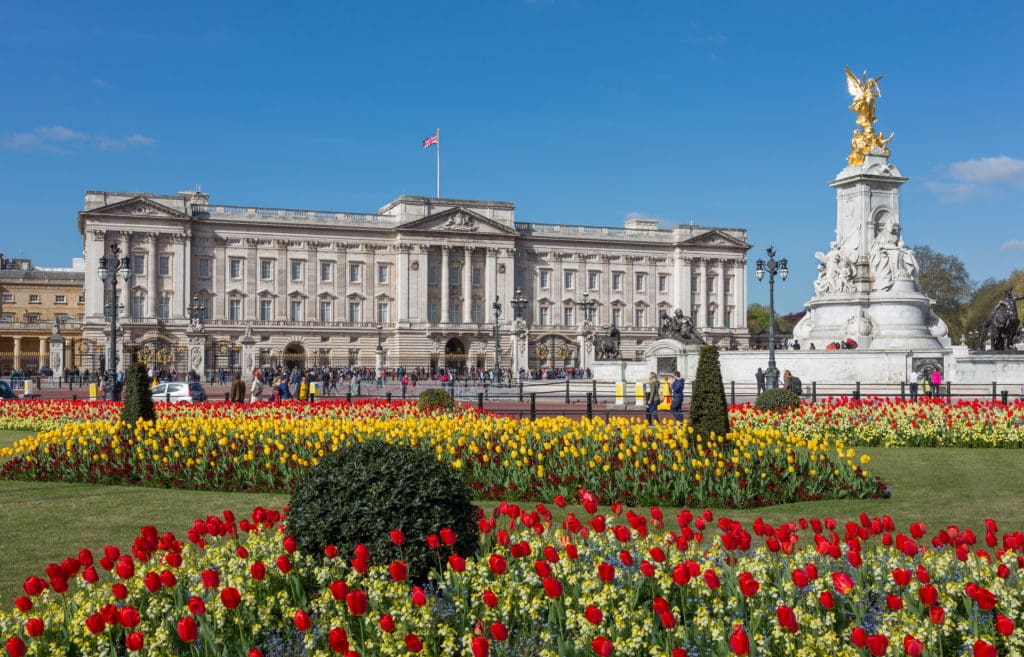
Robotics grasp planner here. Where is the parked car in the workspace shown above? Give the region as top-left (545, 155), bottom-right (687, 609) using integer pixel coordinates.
top-left (151, 381), bottom-right (208, 403)
top-left (0, 380), bottom-right (17, 400)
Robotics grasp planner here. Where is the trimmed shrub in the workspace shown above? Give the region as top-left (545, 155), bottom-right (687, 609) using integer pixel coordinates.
top-left (689, 345), bottom-right (729, 440)
top-left (120, 361), bottom-right (156, 427)
top-left (754, 387), bottom-right (801, 412)
top-left (287, 440), bottom-right (479, 582)
top-left (417, 387), bottom-right (455, 412)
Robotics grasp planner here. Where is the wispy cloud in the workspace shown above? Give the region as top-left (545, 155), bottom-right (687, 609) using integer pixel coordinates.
top-left (1001, 240), bottom-right (1024, 251)
top-left (3, 125), bottom-right (154, 153)
top-left (92, 78), bottom-right (110, 89)
top-left (926, 155), bottom-right (1024, 203)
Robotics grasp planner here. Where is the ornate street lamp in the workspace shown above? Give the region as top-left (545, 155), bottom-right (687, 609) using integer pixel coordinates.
top-left (186, 295), bottom-right (204, 331)
top-left (510, 288), bottom-right (528, 321)
top-left (492, 296), bottom-right (502, 384)
top-left (754, 246), bottom-right (788, 390)
top-left (578, 292), bottom-right (596, 324)
top-left (97, 244), bottom-right (132, 400)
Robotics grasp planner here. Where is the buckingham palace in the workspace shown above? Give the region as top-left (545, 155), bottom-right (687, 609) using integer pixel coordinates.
top-left (77, 190), bottom-right (750, 376)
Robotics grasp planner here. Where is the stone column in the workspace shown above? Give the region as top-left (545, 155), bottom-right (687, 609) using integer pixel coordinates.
top-left (716, 259), bottom-right (726, 328)
top-left (12, 337), bottom-right (21, 370)
top-left (183, 230), bottom-right (192, 311)
top-left (39, 337), bottom-right (48, 371)
top-left (246, 238), bottom-right (259, 321)
top-left (173, 234), bottom-right (186, 318)
top-left (415, 245), bottom-right (428, 323)
top-left (485, 247), bottom-right (496, 317)
top-left (365, 244), bottom-right (376, 321)
top-left (673, 247), bottom-right (685, 311)
top-left (440, 246), bottom-right (450, 324)
top-left (734, 259), bottom-right (746, 328)
top-left (276, 241), bottom-right (288, 320)
top-left (602, 255), bottom-right (612, 326)
top-left (336, 243), bottom-right (348, 317)
top-left (682, 257), bottom-right (693, 317)
top-left (306, 242), bottom-right (317, 321)
top-left (84, 230), bottom-right (106, 319)
top-left (148, 233), bottom-right (159, 317)
top-left (396, 244), bottom-right (410, 325)
top-left (699, 258), bottom-right (709, 327)
top-left (462, 246), bottom-right (473, 324)
top-left (240, 326), bottom-right (257, 375)
top-left (511, 324), bottom-right (529, 375)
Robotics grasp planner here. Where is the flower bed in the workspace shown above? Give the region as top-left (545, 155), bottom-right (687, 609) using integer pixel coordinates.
top-left (732, 397), bottom-right (1024, 448)
top-left (2, 496), bottom-right (1022, 656)
top-left (0, 404), bottom-right (883, 508)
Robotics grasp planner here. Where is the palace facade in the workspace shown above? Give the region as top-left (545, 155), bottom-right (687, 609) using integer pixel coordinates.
top-left (77, 191), bottom-right (750, 375)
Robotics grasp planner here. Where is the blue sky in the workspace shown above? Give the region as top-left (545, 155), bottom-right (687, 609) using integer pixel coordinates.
top-left (2, 1), bottom-right (1022, 313)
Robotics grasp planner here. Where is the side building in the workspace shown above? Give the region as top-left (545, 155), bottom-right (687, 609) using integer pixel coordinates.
top-left (0, 255), bottom-right (86, 375)
top-left (77, 191), bottom-right (750, 376)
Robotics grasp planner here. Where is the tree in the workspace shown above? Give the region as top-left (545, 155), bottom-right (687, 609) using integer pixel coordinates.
top-left (121, 361), bottom-right (156, 428)
top-left (747, 304), bottom-right (797, 335)
top-left (910, 245), bottom-right (975, 342)
top-left (689, 345), bottom-right (730, 442)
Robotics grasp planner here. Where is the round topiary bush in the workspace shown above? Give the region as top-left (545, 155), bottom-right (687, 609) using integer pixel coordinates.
top-left (417, 387), bottom-right (455, 412)
top-left (287, 440), bottom-right (479, 582)
top-left (754, 387), bottom-right (802, 412)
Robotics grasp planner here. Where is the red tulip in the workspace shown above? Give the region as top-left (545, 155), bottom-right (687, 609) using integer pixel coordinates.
top-left (659, 611), bottom-right (676, 629)
top-left (188, 596), bottom-right (206, 615)
top-left (276, 555), bottom-right (292, 574)
top-left (13, 597), bottom-right (31, 612)
top-left (177, 616), bottom-right (198, 643)
top-left (639, 561), bottom-right (655, 577)
top-left (282, 536), bottom-right (297, 553)
top-left (832, 572), bottom-right (855, 595)
top-left (346, 589), bottom-right (368, 616)
top-left (251, 561), bottom-right (267, 580)
top-left (411, 585), bottom-right (427, 606)
top-left (329, 580), bottom-right (349, 600)
top-left (535, 560), bottom-right (552, 578)
top-left (974, 640), bottom-right (997, 657)
top-left (737, 572), bottom-right (759, 597)
top-left (159, 570), bottom-right (176, 587)
top-left (25, 618), bottom-right (44, 637)
top-left (119, 606), bottom-right (141, 628)
top-left (903, 634), bottom-right (924, 657)
top-left (5, 637), bottom-right (26, 657)
top-left (729, 624), bottom-right (750, 656)
top-left (671, 650), bottom-right (688, 657)
top-left (776, 605), bottom-right (798, 633)
top-left (792, 569), bottom-right (808, 588)
top-left (111, 583), bottom-right (128, 600)
top-left (918, 584), bottom-right (937, 606)
top-left (294, 609), bottom-right (312, 632)
top-left (427, 534), bottom-right (440, 549)
top-left (703, 569), bottom-right (720, 590)
top-left (554, 494), bottom-right (567, 508)
top-left (995, 613), bottom-right (1015, 636)
top-left (886, 594), bottom-right (903, 611)
top-left (390, 529), bottom-right (405, 545)
top-left (448, 554), bottom-right (466, 572)
top-left (591, 636), bottom-right (614, 657)
top-left (543, 576), bottom-right (563, 598)
top-left (116, 556), bottom-right (135, 580)
top-left (819, 591), bottom-right (835, 610)
top-left (328, 627), bottom-right (349, 654)
top-left (585, 604), bottom-right (603, 625)
top-left (866, 634), bottom-right (888, 657)
top-left (86, 613), bottom-right (106, 634)
top-left (125, 631), bottom-right (144, 651)
top-left (324, 544), bottom-right (339, 559)
top-left (892, 568), bottom-right (911, 586)
top-left (354, 544), bottom-right (370, 561)
top-left (851, 627), bottom-right (867, 647)
top-left (379, 614), bottom-right (396, 633)
top-left (471, 636), bottom-right (490, 657)
top-left (404, 633), bottom-right (423, 653)
top-left (929, 606), bottom-right (945, 625)
top-left (482, 589), bottom-right (498, 608)
top-left (439, 528), bottom-right (456, 546)
top-left (389, 561), bottom-right (408, 582)
top-left (201, 568), bottom-right (219, 589)
top-left (489, 554), bottom-right (507, 575)
top-left (220, 587), bottom-right (241, 610)
top-left (489, 621), bottom-right (508, 641)
top-left (598, 562), bottom-right (615, 582)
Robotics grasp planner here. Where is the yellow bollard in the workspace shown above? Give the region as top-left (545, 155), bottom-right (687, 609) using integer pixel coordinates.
top-left (614, 382), bottom-right (624, 405)
top-left (659, 377), bottom-right (672, 411)
top-left (635, 383), bottom-right (645, 406)
top-left (89, 383), bottom-right (97, 400)
top-left (299, 381), bottom-right (309, 401)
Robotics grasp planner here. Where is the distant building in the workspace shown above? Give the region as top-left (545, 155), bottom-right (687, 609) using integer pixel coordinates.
top-left (77, 190), bottom-right (751, 375)
top-left (0, 254), bottom-right (85, 373)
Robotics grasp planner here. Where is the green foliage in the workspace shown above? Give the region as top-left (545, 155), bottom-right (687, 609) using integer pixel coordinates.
top-left (747, 304), bottom-right (798, 337)
top-left (287, 440), bottom-right (480, 582)
top-left (960, 270), bottom-right (1024, 346)
top-left (120, 362), bottom-right (155, 427)
top-left (689, 345), bottom-right (730, 440)
top-left (911, 244), bottom-right (976, 342)
top-left (417, 387), bottom-right (455, 412)
top-left (754, 388), bottom-right (802, 412)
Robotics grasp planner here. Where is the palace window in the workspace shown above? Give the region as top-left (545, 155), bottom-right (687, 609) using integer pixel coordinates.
top-left (564, 271), bottom-right (575, 290)
top-left (634, 307), bottom-right (646, 327)
top-left (198, 258), bottom-right (212, 279)
top-left (472, 267), bottom-right (481, 286)
top-left (260, 259), bottom-right (273, 280)
top-left (377, 302), bottom-right (389, 324)
top-left (1, 294), bottom-right (12, 303)
top-left (707, 307), bottom-right (716, 327)
top-left (428, 265), bottom-right (438, 285)
top-left (230, 258), bottom-right (243, 280)
top-left (290, 260), bottom-right (303, 282)
top-left (348, 301), bottom-right (361, 323)
top-left (159, 256), bottom-right (170, 277)
top-left (230, 299), bottom-right (242, 321)
top-left (450, 266), bottom-right (461, 286)
top-left (320, 262), bottom-right (333, 283)
top-left (612, 272), bottom-right (623, 291)
top-left (588, 271), bottom-right (599, 290)
top-left (55, 294), bottom-right (67, 304)
top-left (658, 274), bottom-right (669, 293)
top-left (157, 294), bottom-right (171, 319)
top-left (29, 294), bottom-right (40, 303)
top-left (133, 255), bottom-right (146, 276)
top-left (563, 307), bottom-right (574, 326)
top-left (539, 306), bottom-right (550, 326)
top-left (428, 302), bottom-right (438, 324)
top-left (635, 274), bottom-right (646, 292)
top-left (290, 300), bottom-right (302, 321)
top-left (349, 263), bottom-right (361, 283)
top-left (539, 270), bottom-right (550, 289)
top-left (130, 293), bottom-right (145, 319)
top-left (612, 308), bottom-right (622, 327)
top-left (378, 264), bottom-right (389, 284)
top-left (259, 300), bottom-right (272, 321)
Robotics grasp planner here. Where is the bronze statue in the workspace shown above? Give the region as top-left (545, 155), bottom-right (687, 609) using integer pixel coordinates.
top-left (658, 309), bottom-right (705, 345)
top-left (976, 289), bottom-right (1023, 351)
top-left (593, 326), bottom-right (622, 360)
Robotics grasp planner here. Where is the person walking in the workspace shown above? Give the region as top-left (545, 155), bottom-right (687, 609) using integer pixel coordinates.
top-left (755, 367), bottom-right (766, 394)
top-left (908, 369), bottom-right (919, 402)
top-left (644, 372), bottom-right (661, 426)
top-left (669, 371), bottom-right (685, 421)
top-left (249, 370), bottom-right (264, 404)
top-left (229, 371), bottom-right (246, 404)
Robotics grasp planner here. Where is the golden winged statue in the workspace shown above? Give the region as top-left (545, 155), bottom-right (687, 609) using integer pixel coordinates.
top-left (845, 66), bottom-right (893, 166)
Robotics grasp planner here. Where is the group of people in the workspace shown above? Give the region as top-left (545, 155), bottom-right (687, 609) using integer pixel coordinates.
top-left (643, 371), bottom-right (686, 425)
top-left (908, 369), bottom-right (944, 400)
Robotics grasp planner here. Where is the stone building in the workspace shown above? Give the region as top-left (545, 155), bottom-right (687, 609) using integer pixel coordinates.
top-left (0, 255), bottom-right (85, 374)
top-left (77, 191), bottom-right (750, 376)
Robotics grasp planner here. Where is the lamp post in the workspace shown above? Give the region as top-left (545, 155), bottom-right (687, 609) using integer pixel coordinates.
top-left (578, 292), bottom-right (597, 370)
top-left (97, 244), bottom-right (132, 400)
top-left (510, 288), bottom-right (528, 321)
top-left (754, 246), bottom-right (788, 390)
top-left (186, 295), bottom-right (204, 330)
top-left (492, 296), bottom-right (502, 384)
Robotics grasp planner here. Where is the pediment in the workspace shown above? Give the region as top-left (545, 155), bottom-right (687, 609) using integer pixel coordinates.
top-left (398, 206), bottom-right (517, 236)
top-left (82, 196), bottom-right (191, 221)
top-left (681, 230), bottom-right (748, 249)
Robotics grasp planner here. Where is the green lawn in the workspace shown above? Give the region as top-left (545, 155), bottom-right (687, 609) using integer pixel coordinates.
top-left (3, 429), bottom-right (1024, 604)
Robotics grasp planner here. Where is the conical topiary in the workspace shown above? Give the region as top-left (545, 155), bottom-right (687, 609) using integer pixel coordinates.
top-left (120, 361), bottom-right (156, 428)
top-left (689, 345), bottom-right (730, 440)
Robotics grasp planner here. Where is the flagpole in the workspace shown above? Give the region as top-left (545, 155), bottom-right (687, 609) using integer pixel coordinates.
top-left (435, 128), bottom-right (441, 198)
